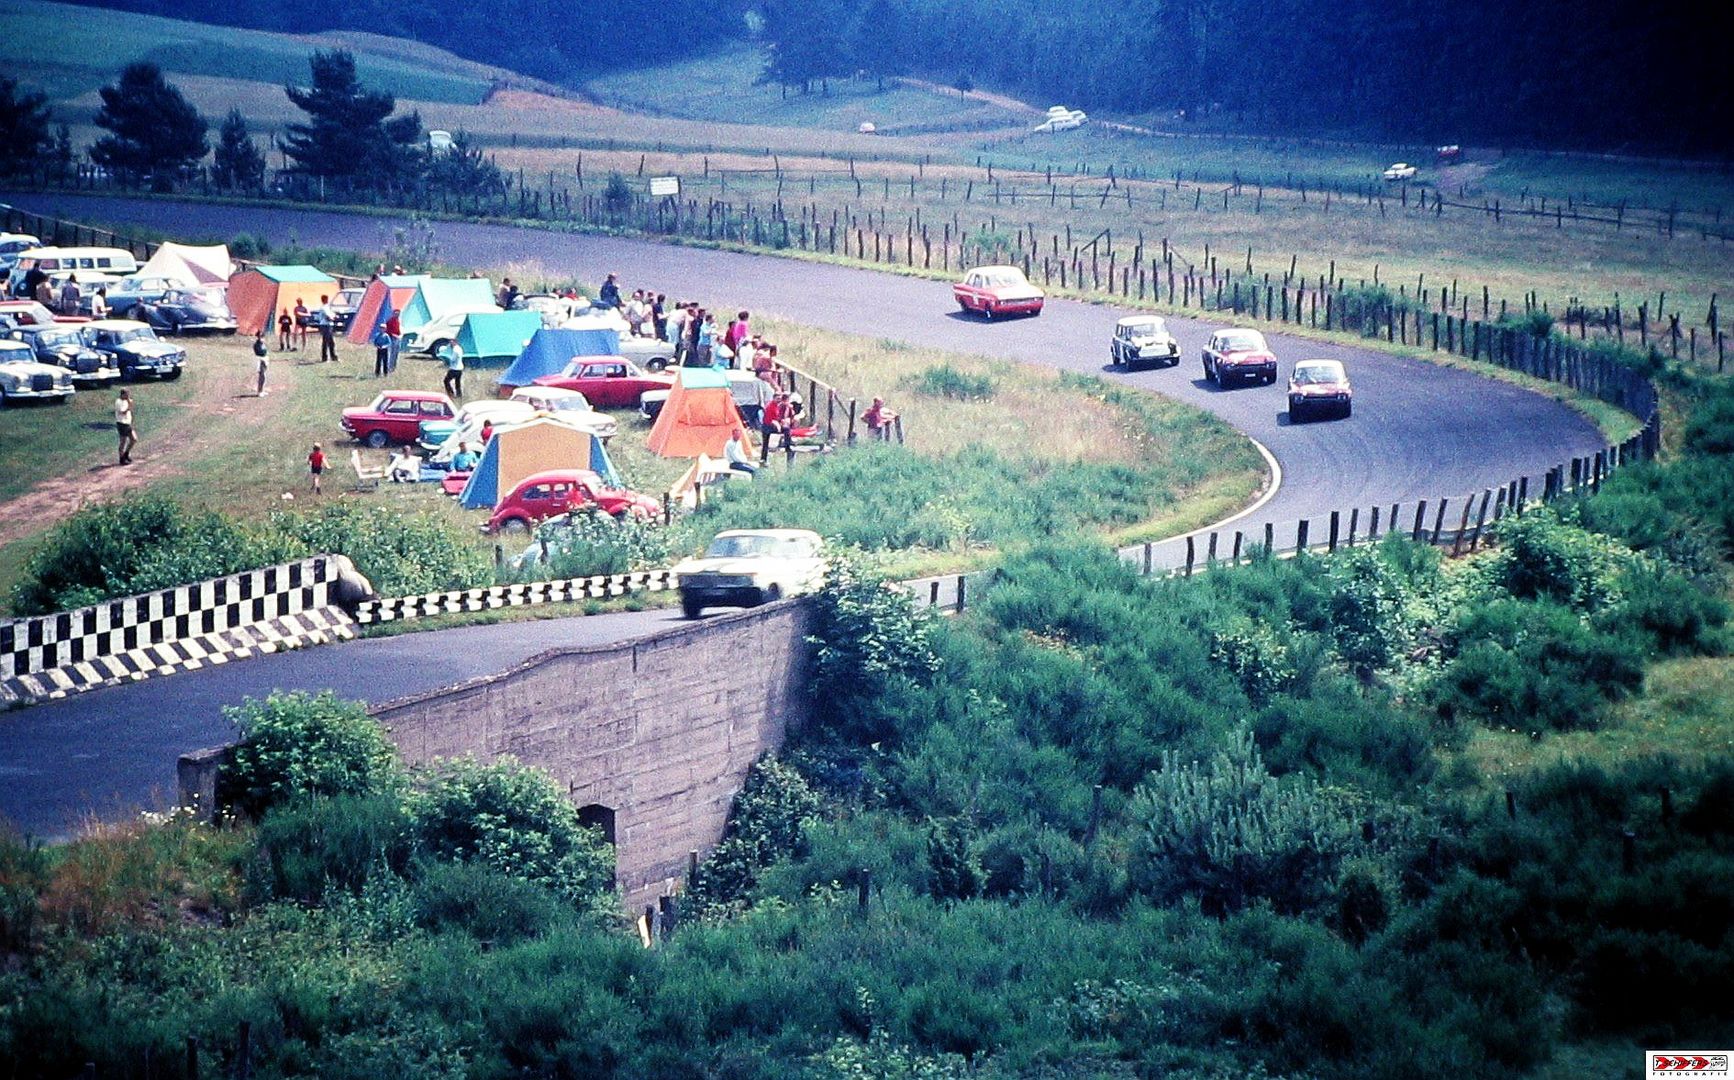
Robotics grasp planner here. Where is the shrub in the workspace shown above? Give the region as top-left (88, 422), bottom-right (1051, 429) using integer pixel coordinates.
top-left (905, 363), bottom-right (997, 401)
top-left (1323, 546), bottom-right (1414, 675)
top-left (807, 555), bottom-right (940, 744)
top-left (1682, 384), bottom-right (1734, 458)
top-left (408, 757), bottom-right (615, 913)
top-left (222, 692), bottom-right (401, 819)
top-left (690, 757), bottom-right (825, 915)
top-left (250, 793), bottom-right (409, 905)
top-left (265, 502), bottom-right (492, 597)
top-left (1484, 511), bottom-right (1633, 613)
top-left (501, 509), bottom-right (686, 581)
top-left (411, 859), bottom-right (567, 946)
top-left (11, 494), bottom-right (267, 615)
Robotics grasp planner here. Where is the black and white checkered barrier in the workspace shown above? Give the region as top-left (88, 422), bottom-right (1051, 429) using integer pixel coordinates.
top-left (356, 570), bottom-right (676, 624)
top-left (0, 557), bottom-right (359, 708)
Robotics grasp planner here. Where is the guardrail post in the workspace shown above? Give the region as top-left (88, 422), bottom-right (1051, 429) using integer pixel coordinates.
top-left (956, 574), bottom-right (967, 611)
top-left (1206, 532), bottom-right (1218, 565)
top-left (1411, 501), bottom-right (1427, 541)
top-left (929, 580), bottom-right (939, 606)
top-left (1263, 522), bottom-right (1274, 554)
top-left (1469, 488), bottom-right (1494, 551)
top-left (1143, 542), bottom-right (1153, 574)
top-left (1368, 506), bottom-right (1381, 539)
top-left (1231, 531), bottom-right (1243, 565)
top-left (1328, 511), bottom-right (1340, 552)
top-left (1185, 536), bottom-right (1195, 576)
top-left (1296, 519), bottom-right (1309, 552)
top-left (1453, 498), bottom-right (1473, 555)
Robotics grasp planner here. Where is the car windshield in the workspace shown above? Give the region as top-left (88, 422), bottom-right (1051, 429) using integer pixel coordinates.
top-left (0, 342), bottom-right (31, 359)
top-left (1220, 332), bottom-right (1265, 352)
top-left (1124, 319), bottom-right (1165, 336)
top-left (979, 269), bottom-right (1027, 288)
top-left (36, 329), bottom-right (79, 349)
top-left (116, 328), bottom-right (158, 344)
top-left (705, 534), bottom-right (816, 559)
top-left (1292, 363), bottom-right (1346, 385)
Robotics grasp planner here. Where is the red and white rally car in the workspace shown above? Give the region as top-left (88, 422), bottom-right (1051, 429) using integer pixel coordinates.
top-left (953, 265), bottom-right (1044, 319)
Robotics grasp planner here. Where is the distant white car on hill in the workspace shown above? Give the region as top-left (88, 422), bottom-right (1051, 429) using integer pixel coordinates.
top-left (1383, 162), bottom-right (1417, 182)
top-left (1035, 106), bottom-right (1088, 133)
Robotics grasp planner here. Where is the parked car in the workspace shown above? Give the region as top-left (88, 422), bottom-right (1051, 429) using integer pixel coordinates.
top-left (419, 399), bottom-right (537, 454)
top-left (400, 304), bottom-right (502, 354)
top-left (1287, 358), bottom-right (1353, 421)
top-left (1111, 315), bottom-right (1180, 370)
top-left (329, 287), bottom-right (365, 331)
top-left (530, 356), bottom-right (675, 409)
top-left (559, 305), bottom-right (675, 370)
top-left (136, 288), bottom-right (237, 334)
top-left (0, 234), bottom-right (40, 274)
top-left (80, 319), bottom-right (186, 380)
top-left (341, 389), bottom-right (456, 448)
top-left (508, 385), bottom-right (618, 439)
top-left (513, 293), bottom-right (576, 328)
top-left (13, 325), bottom-right (120, 385)
top-left (1202, 328), bottom-right (1277, 387)
top-left (638, 368), bottom-right (772, 424)
top-left (1035, 106), bottom-right (1087, 133)
top-left (0, 299), bottom-right (80, 327)
top-left (486, 468), bottom-right (661, 533)
top-left (674, 529), bottom-right (826, 619)
top-left (953, 265), bottom-right (1044, 319)
top-left (1383, 162), bottom-right (1417, 182)
top-left (0, 338), bottom-right (75, 404)
top-left (1435, 145), bottom-right (1461, 163)
top-left (101, 275), bottom-right (185, 318)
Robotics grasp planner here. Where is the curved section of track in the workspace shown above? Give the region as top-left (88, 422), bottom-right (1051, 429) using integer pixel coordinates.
top-left (0, 194), bottom-right (1610, 835)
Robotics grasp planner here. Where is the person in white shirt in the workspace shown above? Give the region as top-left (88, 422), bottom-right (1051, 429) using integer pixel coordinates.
top-left (114, 388), bottom-right (136, 464)
top-left (387, 446), bottom-right (420, 483)
top-left (723, 428), bottom-right (757, 476)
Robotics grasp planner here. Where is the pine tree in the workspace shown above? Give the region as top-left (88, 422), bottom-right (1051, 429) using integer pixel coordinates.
top-left (282, 50), bottom-right (421, 193)
top-left (212, 109), bottom-right (267, 191)
top-left (0, 77), bottom-right (55, 177)
top-left (89, 63), bottom-right (208, 185)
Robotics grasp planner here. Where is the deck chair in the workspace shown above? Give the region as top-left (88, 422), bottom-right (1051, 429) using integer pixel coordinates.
top-left (350, 449), bottom-right (385, 491)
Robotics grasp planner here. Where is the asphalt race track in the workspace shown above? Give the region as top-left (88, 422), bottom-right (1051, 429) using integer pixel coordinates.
top-left (0, 193), bottom-right (1609, 835)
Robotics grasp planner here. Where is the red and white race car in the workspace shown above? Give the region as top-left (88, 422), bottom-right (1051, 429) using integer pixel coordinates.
top-left (953, 265), bottom-right (1044, 319)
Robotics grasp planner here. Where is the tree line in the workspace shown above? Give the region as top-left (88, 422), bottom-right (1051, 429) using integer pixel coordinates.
top-left (0, 51), bottom-right (507, 198)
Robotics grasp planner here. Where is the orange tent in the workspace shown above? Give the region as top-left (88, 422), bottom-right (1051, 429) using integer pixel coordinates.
top-left (227, 265), bottom-right (337, 335)
top-left (645, 368), bottom-right (749, 458)
top-left (346, 274), bottom-right (428, 343)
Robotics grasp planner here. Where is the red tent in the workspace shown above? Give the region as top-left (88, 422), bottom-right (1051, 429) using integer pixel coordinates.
top-left (227, 265), bottom-right (337, 336)
top-left (346, 274), bottom-right (428, 344)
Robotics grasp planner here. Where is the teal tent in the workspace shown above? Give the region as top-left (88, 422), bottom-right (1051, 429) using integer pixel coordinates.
top-left (401, 278), bottom-right (495, 330)
top-left (458, 311), bottom-right (544, 363)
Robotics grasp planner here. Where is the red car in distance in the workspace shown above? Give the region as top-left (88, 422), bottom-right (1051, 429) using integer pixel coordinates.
top-left (529, 356), bottom-right (674, 409)
top-left (1202, 328), bottom-right (1279, 387)
top-left (340, 390), bottom-right (456, 448)
top-left (952, 265), bottom-right (1045, 319)
top-left (0, 300), bottom-right (86, 327)
top-left (486, 468), bottom-right (661, 533)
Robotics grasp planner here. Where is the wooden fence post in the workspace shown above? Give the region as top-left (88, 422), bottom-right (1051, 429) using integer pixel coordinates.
top-left (1296, 519), bottom-right (1310, 552)
top-left (1411, 501), bottom-right (1427, 541)
top-left (1328, 510), bottom-right (1340, 552)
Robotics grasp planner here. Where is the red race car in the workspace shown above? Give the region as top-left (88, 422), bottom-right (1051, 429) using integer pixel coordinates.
top-left (340, 390), bottom-right (456, 448)
top-left (530, 356), bottom-right (674, 409)
top-left (953, 265), bottom-right (1045, 319)
top-left (486, 468), bottom-right (661, 533)
top-left (1202, 328), bottom-right (1279, 387)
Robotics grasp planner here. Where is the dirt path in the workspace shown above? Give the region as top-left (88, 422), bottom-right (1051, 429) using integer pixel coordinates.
top-left (893, 77), bottom-right (1042, 116)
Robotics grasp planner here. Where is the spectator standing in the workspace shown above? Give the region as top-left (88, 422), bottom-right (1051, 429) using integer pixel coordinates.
top-left (724, 311), bottom-right (751, 359)
top-left (441, 342), bottom-right (465, 397)
top-left (292, 298), bottom-right (310, 349)
top-left (308, 443), bottom-right (326, 494)
top-left (315, 296), bottom-right (338, 362)
top-left (666, 302), bottom-right (689, 364)
top-left (695, 310), bottom-right (715, 367)
top-left (34, 277), bottom-right (53, 308)
top-left (89, 287), bottom-right (107, 320)
top-left (59, 274), bottom-right (82, 316)
top-left (277, 308), bottom-right (294, 351)
top-left (598, 272), bottom-right (622, 310)
top-left (253, 332), bottom-right (269, 396)
top-left (384, 308), bottom-right (402, 372)
top-left (651, 293), bottom-right (667, 340)
top-left (372, 325), bottom-right (391, 377)
top-left (114, 388), bottom-right (136, 465)
top-left (863, 396), bottom-right (898, 440)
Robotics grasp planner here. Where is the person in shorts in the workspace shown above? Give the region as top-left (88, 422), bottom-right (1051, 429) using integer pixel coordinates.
top-left (114, 389), bottom-right (136, 465)
top-left (308, 442), bottom-right (326, 494)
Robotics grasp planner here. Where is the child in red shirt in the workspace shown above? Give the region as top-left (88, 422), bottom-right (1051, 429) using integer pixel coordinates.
top-left (308, 443), bottom-right (326, 494)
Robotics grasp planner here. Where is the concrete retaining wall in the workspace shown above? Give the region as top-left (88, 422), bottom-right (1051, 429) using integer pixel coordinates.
top-left (369, 599), bottom-right (816, 905)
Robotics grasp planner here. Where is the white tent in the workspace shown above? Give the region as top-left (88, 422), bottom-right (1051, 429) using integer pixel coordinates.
top-left (138, 242), bottom-right (233, 288)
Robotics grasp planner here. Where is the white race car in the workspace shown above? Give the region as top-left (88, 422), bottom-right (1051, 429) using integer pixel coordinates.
top-left (674, 529), bottom-right (826, 618)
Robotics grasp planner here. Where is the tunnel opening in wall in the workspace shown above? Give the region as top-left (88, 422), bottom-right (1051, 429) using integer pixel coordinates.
top-left (578, 803), bottom-right (617, 846)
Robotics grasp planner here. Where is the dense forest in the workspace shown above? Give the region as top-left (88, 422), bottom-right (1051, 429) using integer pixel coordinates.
top-left (69, 0), bottom-right (1734, 153)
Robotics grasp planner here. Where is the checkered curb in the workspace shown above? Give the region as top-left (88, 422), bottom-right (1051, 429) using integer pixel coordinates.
top-left (0, 607), bottom-right (356, 708)
top-left (357, 570), bottom-right (676, 624)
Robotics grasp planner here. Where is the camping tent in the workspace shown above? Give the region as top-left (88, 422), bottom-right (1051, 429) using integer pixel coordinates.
top-left (498, 327), bottom-right (623, 388)
top-left (227, 265), bottom-right (338, 335)
top-left (457, 418), bottom-right (622, 509)
top-left (139, 242), bottom-right (232, 287)
top-left (346, 274), bottom-right (429, 343)
top-left (457, 310), bottom-right (545, 363)
top-left (645, 367), bottom-right (748, 458)
top-left (401, 278), bottom-right (495, 330)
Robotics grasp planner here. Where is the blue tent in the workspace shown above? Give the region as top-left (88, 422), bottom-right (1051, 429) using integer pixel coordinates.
top-left (401, 278), bottom-right (496, 330)
top-left (499, 327), bottom-right (622, 387)
top-left (457, 311), bottom-right (544, 363)
top-left (458, 418), bottom-right (623, 509)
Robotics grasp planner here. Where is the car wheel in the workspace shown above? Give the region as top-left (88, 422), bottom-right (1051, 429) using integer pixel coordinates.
top-left (364, 429), bottom-right (390, 449)
top-left (957, 300), bottom-right (971, 314)
top-left (430, 338), bottom-right (453, 356)
top-left (1342, 401), bottom-right (1353, 418)
top-left (681, 595), bottom-right (703, 619)
top-left (645, 357), bottom-right (669, 373)
top-left (980, 304), bottom-right (993, 320)
top-left (498, 518), bottom-right (530, 535)
top-left (162, 368), bottom-right (182, 381)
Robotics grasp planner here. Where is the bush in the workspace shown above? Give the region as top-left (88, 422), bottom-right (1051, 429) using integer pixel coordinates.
top-left (408, 758), bottom-right (615, 913)
top-left (1484, 511), bottom-right (1633, 613)
top-left (411, 859), bottom-right (567, 946)
top-left (266, 503), bottom-right (492, 597)
top-left (222, 692), bottom-right (401, 819)
top-left (905, 363), bottom-right (997, 401)
top-left (690, 757), bottom-right (825, 915)
top-left (502, 509), bottom-right (686, 581)
top-left (11, 495), bottom-right (267, 615)
top-left (250, 793), bottom-right (409, 905)
top-left (806, 556), bottom-right (940, 744)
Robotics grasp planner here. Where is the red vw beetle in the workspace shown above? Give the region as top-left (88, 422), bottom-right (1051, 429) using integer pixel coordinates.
top-left (529, 356), bottom-right (674, 409)
top-left (953, 265), bottom-right (1045, 319)
top-left (486, 468), bottom-right (661, 533)
top-left (340, 390), bottom-right (456, 448)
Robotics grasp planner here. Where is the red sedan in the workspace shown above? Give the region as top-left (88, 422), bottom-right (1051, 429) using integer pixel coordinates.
top-left (340, 390), bottom-right (456, 448)
top-left (486, 469), bottom-right (661, 532)
top-left (530, 356), bottom-right (674, 409)
top-left (0, 300), bottom-right (86, 327)
top-left (953, 265), bottom-right (1045, 319)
